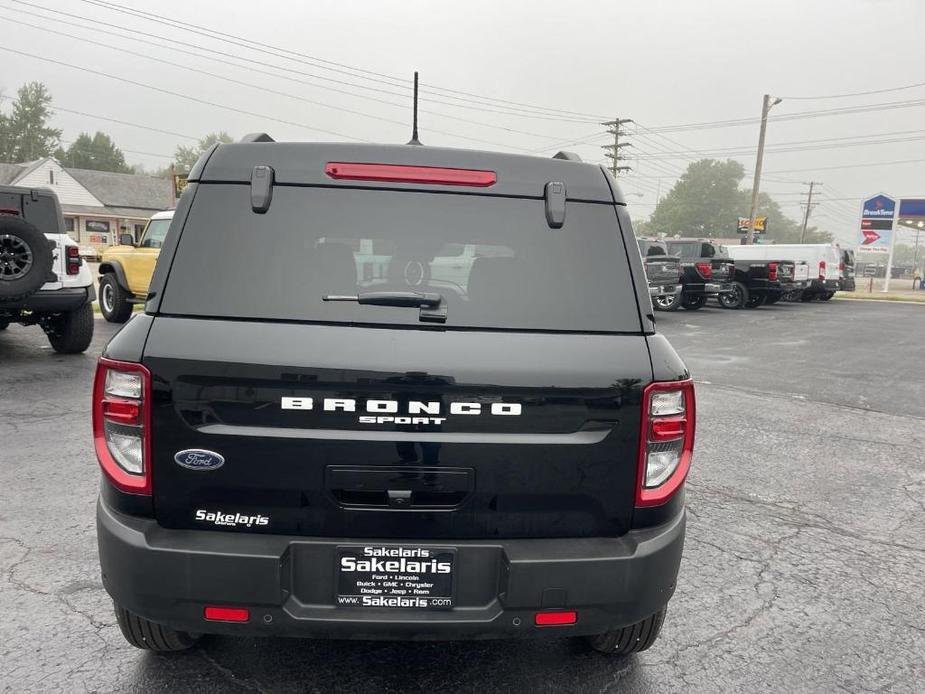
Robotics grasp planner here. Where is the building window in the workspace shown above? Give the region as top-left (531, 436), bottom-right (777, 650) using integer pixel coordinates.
top-left (85, 220), bottom-right (110, 233)
top-left (64, 217), bottom-right (75, 232)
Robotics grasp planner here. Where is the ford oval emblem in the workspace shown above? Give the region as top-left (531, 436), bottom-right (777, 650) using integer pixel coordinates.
top-left (174, 449), bottom-right (225, 471)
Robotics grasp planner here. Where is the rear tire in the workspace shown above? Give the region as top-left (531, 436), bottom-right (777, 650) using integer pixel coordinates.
top-left (800, 291), bottom-right (815, 302)
top-left (820, 291), bottom-right (835, 301)
top-left (587, 608), bottom-right (667, 655)
top-left (718, 282), bottom-right (747, 309)
top-left (653, 293), bottom-right (681, 311)
top-left (99, 273), bottom-right (134, 323)
top-left (114, 603), bottom-right (201, 652)
top-left (681, 294), bottom-right (706, 311)
top-left (745, 292), bottom-right (766, 309)
top-left (45, 302), bottom-right (94, 354)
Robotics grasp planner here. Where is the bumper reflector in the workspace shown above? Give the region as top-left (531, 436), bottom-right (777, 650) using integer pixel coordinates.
top-left (204, 606), bottom-right (250, 623)
top-left (534, 610), bottom-right (577, 626)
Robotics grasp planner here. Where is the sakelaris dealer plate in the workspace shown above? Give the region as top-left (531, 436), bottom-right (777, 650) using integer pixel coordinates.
top-left (335, 545), bottom-right (456, 609)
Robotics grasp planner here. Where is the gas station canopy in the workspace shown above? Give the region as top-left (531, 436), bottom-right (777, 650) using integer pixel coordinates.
top-left (897, 198), bottom-right (925, 230)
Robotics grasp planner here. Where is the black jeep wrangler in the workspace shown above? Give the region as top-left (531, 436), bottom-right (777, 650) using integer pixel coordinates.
top-left (94, 138), bottom-right (694, 656)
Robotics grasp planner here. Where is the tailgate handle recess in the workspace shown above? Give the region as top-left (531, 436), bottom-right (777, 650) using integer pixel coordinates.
top-left (327, 465), bottom-right (474, 510)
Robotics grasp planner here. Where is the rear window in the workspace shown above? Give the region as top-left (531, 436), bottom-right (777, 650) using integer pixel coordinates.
top-left (159, 185), bottom-right (641, 332)
top-left (667, 241), bottom-right (727, 259)
top-left (638, 240), bottom-right (666, 256)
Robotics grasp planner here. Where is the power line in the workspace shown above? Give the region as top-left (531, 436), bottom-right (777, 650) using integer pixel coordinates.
top-left (2, 13), bottom-right (543, 153)
top-left (780, 81), bottom-right (925, 100)
top-left (0, 45), bottom-right (370, 141)
top-left (0, 94), bottom-right (198, 141)
top-left (3, 2), bottom-right (589, 143)
top-left (59, 0), bottom-right (604, 123)
top-left (640, 97), bottom-right (925, 134)
top-left (76, 0), bottom-right (612, 121)
top-left (764, 157), bottom-right (925, 174)
top-left (635, 130), bottom-right (925, 159)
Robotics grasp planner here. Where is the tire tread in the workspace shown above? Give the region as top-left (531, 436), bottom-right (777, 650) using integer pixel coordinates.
top-left (587, 607), bottom-right (667, 656)
top-left (114, 603), bottom-right (199, 652)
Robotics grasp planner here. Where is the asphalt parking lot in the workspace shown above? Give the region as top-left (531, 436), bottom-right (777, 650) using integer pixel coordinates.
top-left (1, 300), bottom-right (923, 693)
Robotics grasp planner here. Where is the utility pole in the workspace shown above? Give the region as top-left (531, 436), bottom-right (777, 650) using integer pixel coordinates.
top-left (799, 181), bottom-right (821, 243)
top-left (745, 94), bottom-right (782, 244)
top-left (601, 118), bottom-right (633, 178)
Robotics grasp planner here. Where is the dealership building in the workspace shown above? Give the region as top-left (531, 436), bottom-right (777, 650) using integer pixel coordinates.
top-left (0, 157), bottom-right (172, 258)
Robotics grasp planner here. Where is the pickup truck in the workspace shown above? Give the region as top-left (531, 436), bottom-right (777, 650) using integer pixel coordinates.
top-left (718, 257), bottom-right (799, 308)
top-left (637, 238), bottom-right (682, 311)
top-left (664, 239), bottom-right (735, 310)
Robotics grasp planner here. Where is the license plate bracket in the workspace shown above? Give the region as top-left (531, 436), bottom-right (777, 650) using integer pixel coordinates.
top-left (335, 545), bottom-right (456, 610)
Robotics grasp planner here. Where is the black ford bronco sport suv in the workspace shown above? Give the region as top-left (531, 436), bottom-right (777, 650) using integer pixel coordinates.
top-left (94, 137), bottom-right (695, 656)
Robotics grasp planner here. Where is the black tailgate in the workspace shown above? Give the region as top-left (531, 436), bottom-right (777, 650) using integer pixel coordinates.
top-left (145, 318), bottom-right (650, 540)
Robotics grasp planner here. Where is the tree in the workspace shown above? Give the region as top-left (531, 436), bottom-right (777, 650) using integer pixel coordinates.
top-left (54, 131), bottom-right (131, 173)
top-left (174, 131), bottom-right (233, 172)
top-left (644, 158), bottom-right (832, 243)
top-left (647, 160), bottom-right (747, 237)
top-left (0, 82), bottom-right (62, 162)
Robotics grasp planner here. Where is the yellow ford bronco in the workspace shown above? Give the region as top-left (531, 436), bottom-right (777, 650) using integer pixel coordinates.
top-left (98, 210), bottom-right (172, 323)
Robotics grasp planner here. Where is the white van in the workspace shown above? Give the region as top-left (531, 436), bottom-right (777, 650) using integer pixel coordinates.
top-left (726, 243), bottom-right (842, 300)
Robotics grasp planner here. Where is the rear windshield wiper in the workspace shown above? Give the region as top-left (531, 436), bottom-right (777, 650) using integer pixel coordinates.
top-left (323, 291), bottom-right (447, 323)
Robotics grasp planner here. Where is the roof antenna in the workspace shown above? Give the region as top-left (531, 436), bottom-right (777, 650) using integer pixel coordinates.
top-left (407, 71), bottom-right (422, 145)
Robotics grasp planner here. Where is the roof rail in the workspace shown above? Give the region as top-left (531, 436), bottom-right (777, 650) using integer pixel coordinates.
top-left (553, 151), bottom-right (582, 162)
top-left (239, 133), bottom-right (275, 143)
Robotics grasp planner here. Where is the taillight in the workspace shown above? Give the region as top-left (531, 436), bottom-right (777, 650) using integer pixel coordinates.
top-left (768, 262), bottom-right (778, 282)
top-left (818, 260), bottom-right (826, 279)
top-left (694, 262), bottom-right (712, 279)
top-left (65, 245), bottom-right (81, 275)
top-left (325, 162), bottom-right (497, 187)
top-left (92, 358), bottom-right (151, 495)
top-left (637, 380), bottom-right (695, 507)
top-left (839, 262), bottom-right (845, 273)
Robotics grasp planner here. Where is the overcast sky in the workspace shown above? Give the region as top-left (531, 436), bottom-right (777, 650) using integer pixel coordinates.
top-left (2, 0), bottom-right (925, 245)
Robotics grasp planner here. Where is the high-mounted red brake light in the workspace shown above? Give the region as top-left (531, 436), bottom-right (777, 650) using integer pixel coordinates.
top-left (637, 380), bottom-right (696, 507)
top-left (92, 358), bottom-right (152, 495)
top-left (324, 162), bottom-right (496, 187)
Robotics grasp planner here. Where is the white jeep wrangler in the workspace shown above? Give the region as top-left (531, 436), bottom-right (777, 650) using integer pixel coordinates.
top-left (0, 184), bottom-right (95, 353)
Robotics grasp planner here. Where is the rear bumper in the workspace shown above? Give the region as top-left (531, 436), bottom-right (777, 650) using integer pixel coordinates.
top-left (683, 281), bottom-right (732, 296)
top-left (773, 280), bottom-right (808, 292)
top-left (97, 496), bottom-right (685, 641)
top-left (808, 279), bottom-right (839, 292)
top-left (0, 285), bottom-right (94, 313)
top-left (648, 283), bottom-right (682, 297)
